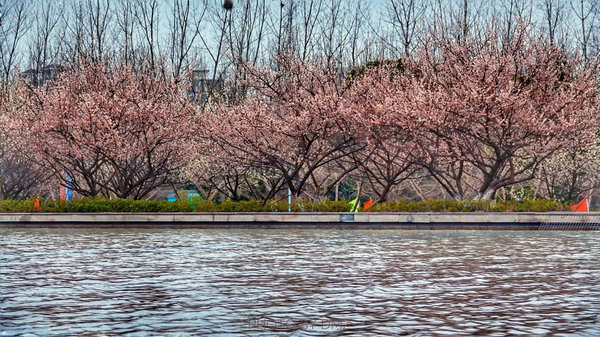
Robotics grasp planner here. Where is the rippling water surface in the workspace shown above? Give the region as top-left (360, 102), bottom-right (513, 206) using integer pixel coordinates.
top-left (1, 228), bottom-right (599, 336)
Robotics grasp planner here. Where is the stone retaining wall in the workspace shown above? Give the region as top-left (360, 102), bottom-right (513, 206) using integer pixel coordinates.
top-left (1, 212), bottom-right (599, 229)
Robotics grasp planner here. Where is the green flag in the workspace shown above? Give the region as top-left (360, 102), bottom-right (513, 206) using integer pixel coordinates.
top-left (348, 198), bottom-right (360, 213)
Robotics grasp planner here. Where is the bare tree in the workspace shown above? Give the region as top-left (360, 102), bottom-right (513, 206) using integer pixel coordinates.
top-left (387, 0), bottom-right (428, 57)
top-left (167, 0), bottom-right (208, 78)
top-left (539, 0), bottom-right (569, 45)
top-left (114, 0), bottom-right (136, 66)
top-left (0, 0), bottom-right (30, 86)
top-left (270, 0), bottom-right (296, 58)
top-left (28, 0), bottom-right (63, 73)
top-left (493, 0), bottom-right (533, 43)
top-left (570, 0), bottom-right (597, 60)
top-left (133, 0), bottom-right (161, 69)
top-left (228, 0), bottom-right (267, 66)
top-left (297, 0), bottom-right (323, 61)
top-left (345, 2), bottom-right (371, 66)
top-left (62, 0), bottom-right (115, 64)
top-left (86, 0), bottom-right (113, 62)
top-left (198, 0), bottom-right (269, 102)
top-left (318, 0), bottom-right (349, 62)
top-left (426, 0), bottom-right (491, 46)
top-left (199, 0), bottom-right (232, 84)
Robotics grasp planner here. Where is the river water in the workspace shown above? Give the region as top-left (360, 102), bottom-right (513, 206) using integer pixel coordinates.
top-left (1, 228), bottom-right (599, 336)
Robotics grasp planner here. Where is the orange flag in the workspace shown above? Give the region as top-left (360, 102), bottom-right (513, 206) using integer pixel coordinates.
top-left (34, 197), bottom-right (41, 212)
top-left (572, 198), bottom-right (589, 212)
top-left (363, 198), bottom-right (374, 211)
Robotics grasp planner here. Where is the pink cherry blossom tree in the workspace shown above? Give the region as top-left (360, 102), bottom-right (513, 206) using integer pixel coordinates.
top-left (7, 61), bottom-right (198, 199)
top-left (181, 145), bottom-right (286, 202)
top-left (414, 25), bottom-right (598, 199)
top-left (347, 61), bottom-right (421, 202)
top-left (536, 138), bottom-right (600, 202)
top-left (0, 104), bottom-right (50, 199)
top-left (206, 54), bottom-right (360, 200)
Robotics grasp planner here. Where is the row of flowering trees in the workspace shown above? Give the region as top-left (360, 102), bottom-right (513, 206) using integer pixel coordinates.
top-left (1, 25), bottom-right (598, 202)
top-left (204, 27), bottom-right (598, 202)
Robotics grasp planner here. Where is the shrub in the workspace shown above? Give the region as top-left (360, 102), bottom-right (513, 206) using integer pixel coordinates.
top-left (369, 199), bottom-right (568, 213)
top-left (0, 197), bottom-right (570, 213)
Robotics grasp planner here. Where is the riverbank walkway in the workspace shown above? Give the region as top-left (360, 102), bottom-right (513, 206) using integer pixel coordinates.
top-left (1, 212), bottom-right (599, 229)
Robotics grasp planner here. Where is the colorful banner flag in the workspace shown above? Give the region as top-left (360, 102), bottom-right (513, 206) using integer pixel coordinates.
top-left (572, 198), bottom-right (589, 212)
top-left (363, 198), bottom-right (374, 211)
top-left (59, 184), bottom-right (66, 201)
top-left (348, 198), bottom-right (360, 213)
top-left (66, 173), bottom-right (72, 202)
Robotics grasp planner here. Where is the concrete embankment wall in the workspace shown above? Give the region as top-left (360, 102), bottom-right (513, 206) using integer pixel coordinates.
top-left (1, 212), bottom-right (599, 229)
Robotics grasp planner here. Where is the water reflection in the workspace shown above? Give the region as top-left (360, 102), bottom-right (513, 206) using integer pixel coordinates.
top-left (1, 229), bottom-right (599, 336)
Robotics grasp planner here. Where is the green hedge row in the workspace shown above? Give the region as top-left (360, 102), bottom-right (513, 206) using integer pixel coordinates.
top-left (0, 197), bottom-right (571, 213)
top-left (369, 199), bottom-right (570, 212)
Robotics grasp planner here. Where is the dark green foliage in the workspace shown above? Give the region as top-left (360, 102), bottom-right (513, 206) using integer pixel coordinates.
top-left (369, 199), bottom-right (569, 212)
top-left (347, 59), bottom-right (405, 79)
top-left (291, 200), bottom-right (353, 212)
top-left (0, 197), bottom-right (570, 213)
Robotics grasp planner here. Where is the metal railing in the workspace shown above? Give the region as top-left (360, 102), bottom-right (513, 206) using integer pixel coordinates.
top-left (539, 213), bottom-right (600, 230)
